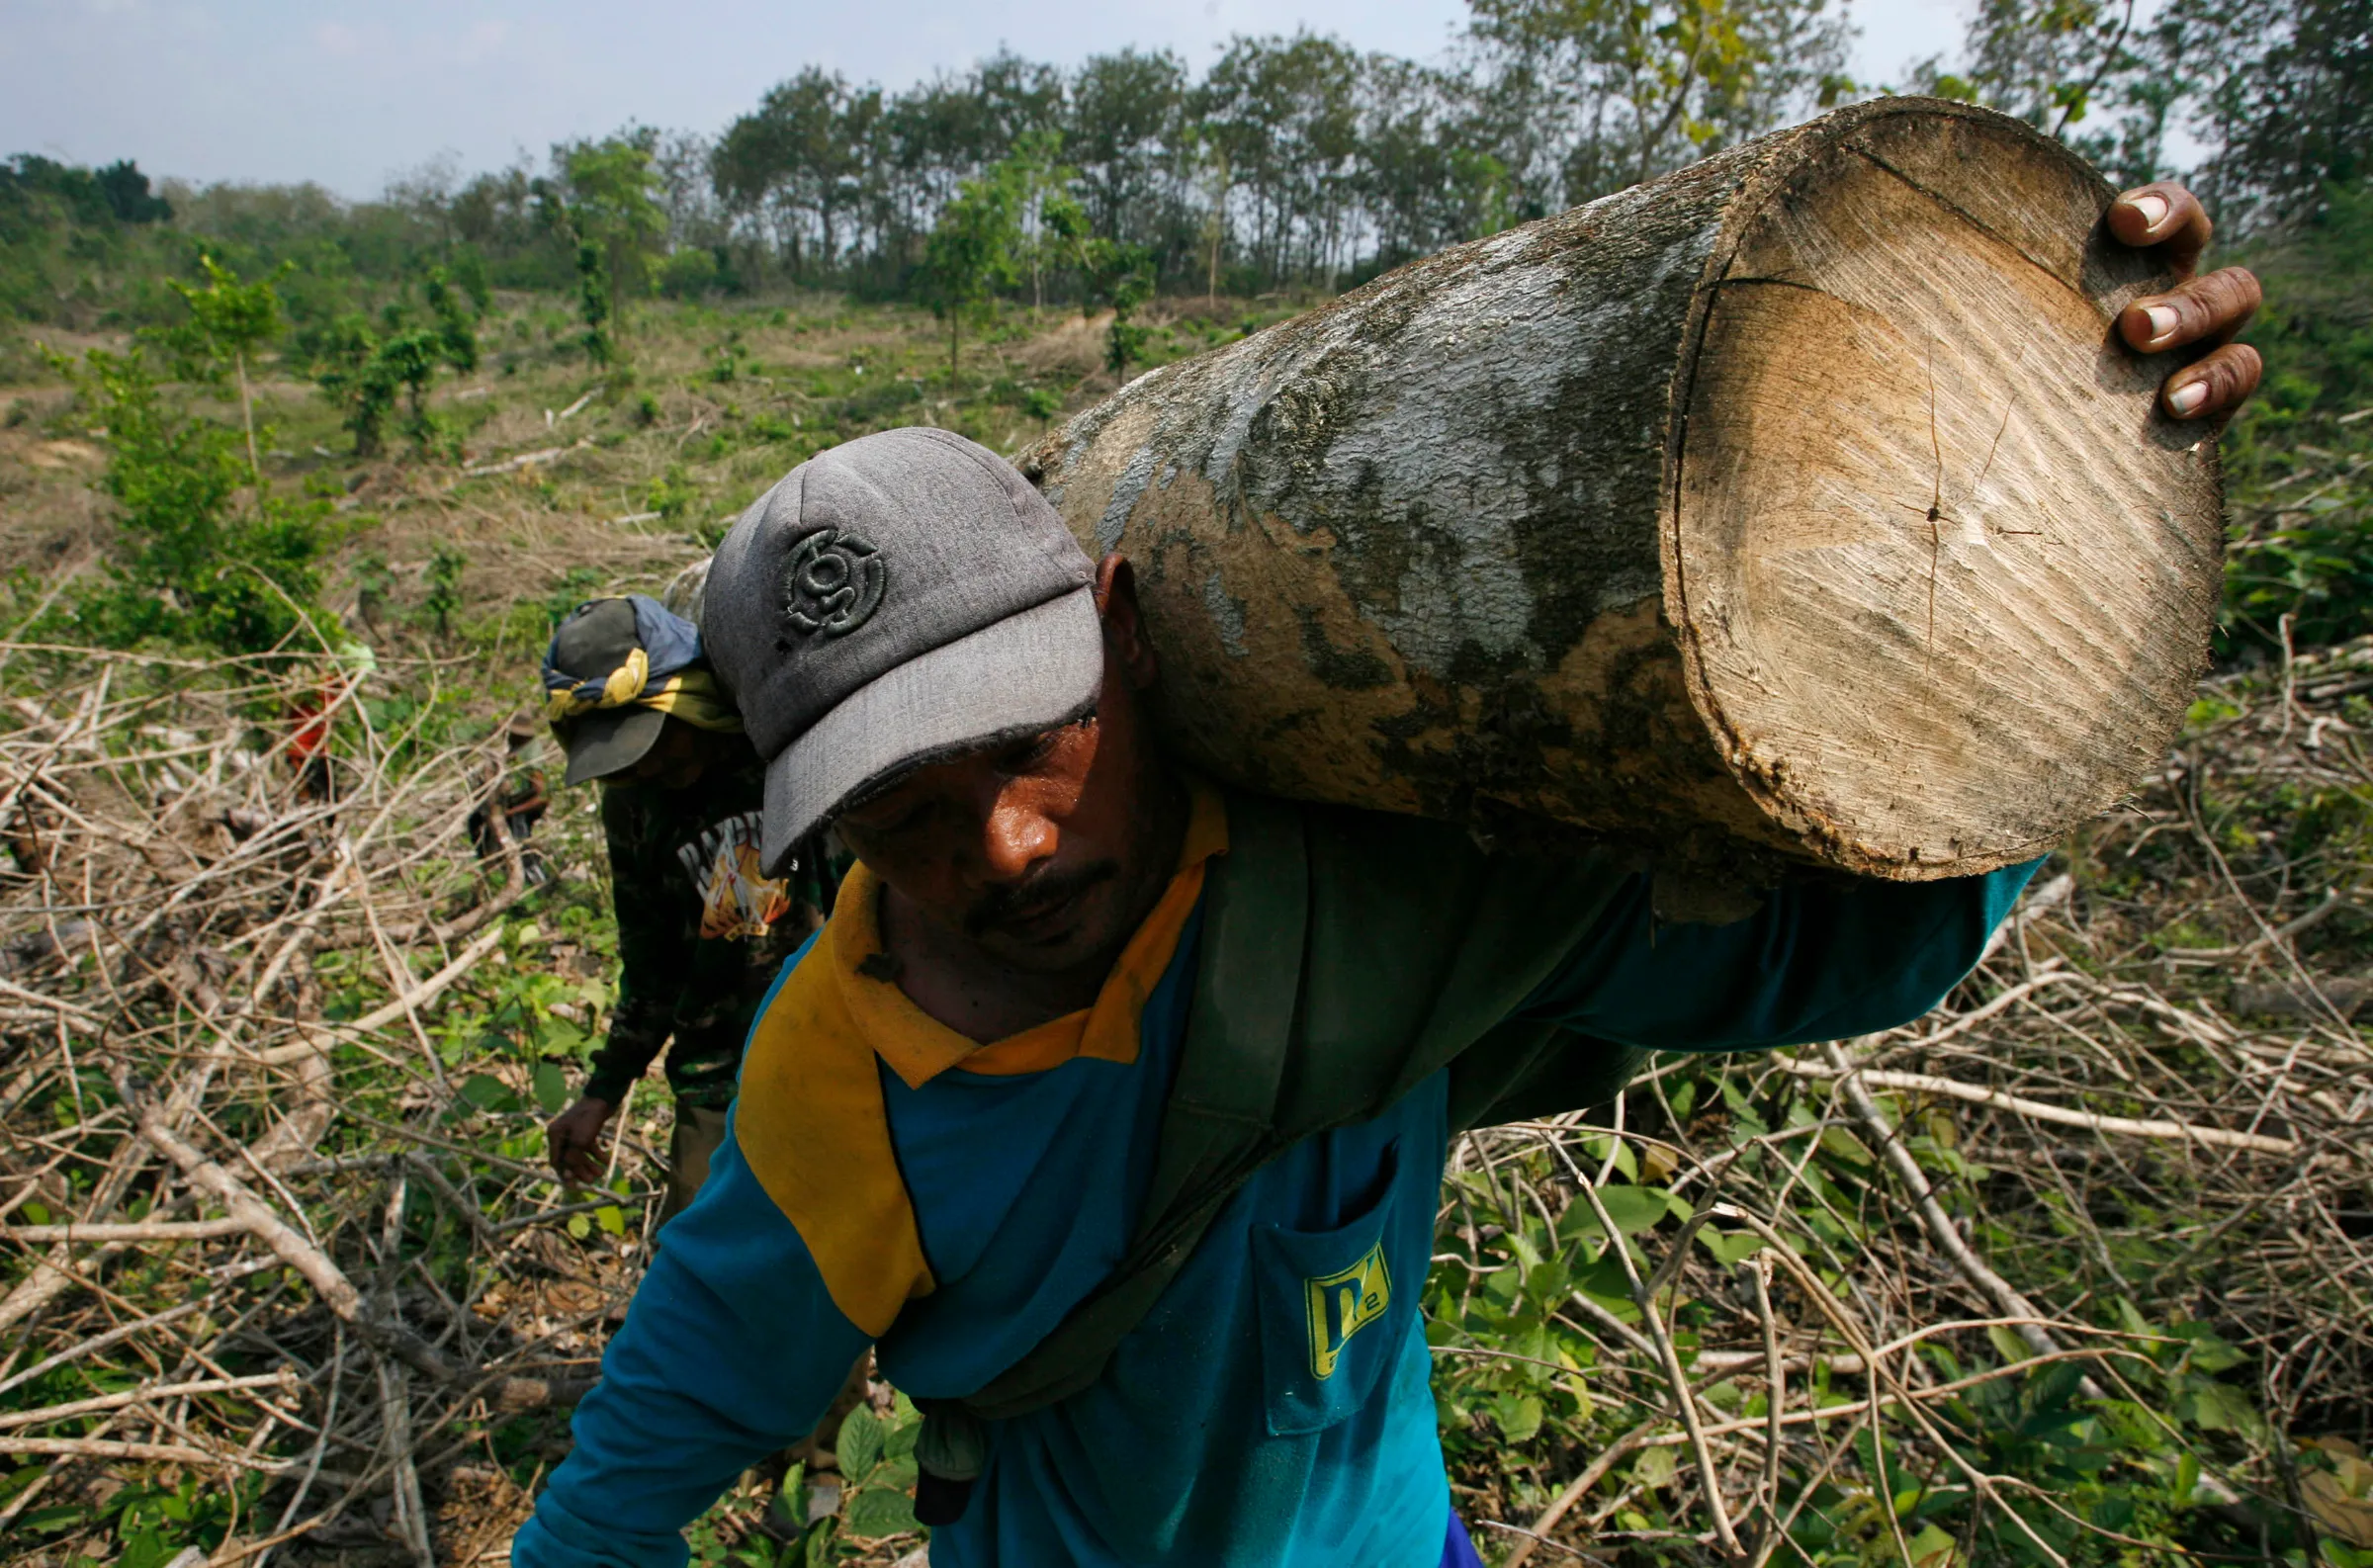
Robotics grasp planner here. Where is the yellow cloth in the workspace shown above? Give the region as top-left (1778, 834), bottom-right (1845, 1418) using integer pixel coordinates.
top-left (545, 659), bottom-right (744, 734)
top-left (733, 780), bottom-right (1227, 1337)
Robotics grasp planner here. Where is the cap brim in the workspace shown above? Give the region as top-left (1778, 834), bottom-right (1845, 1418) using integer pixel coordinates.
top-left (559, 704), bottom-right (668, 786)
top-left (760, 587), bottom-right (1104, 874)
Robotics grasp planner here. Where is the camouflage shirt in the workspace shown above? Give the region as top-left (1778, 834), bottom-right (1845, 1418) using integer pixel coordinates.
top-left (581, 761), bottom-right (838, 1109)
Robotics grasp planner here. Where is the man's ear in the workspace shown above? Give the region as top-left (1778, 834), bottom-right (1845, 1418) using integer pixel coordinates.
top-left (1095, 555), bottom-right (1159, 690)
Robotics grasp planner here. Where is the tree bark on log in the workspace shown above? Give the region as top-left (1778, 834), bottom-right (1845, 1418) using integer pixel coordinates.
top-left (1019, 99), bottom-right (2222, 882)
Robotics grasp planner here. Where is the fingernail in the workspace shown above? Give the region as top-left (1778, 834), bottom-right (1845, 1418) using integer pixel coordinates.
top-left (2145, 305), bottom-right (2179, 340)
top-left (2168, 381), bottom-right (2208, 415)
top-left (2128, 193), bottom-right (2168, 228)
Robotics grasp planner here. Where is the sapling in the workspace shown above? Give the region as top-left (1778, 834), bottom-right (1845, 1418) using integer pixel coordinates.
top-left (920, 173), bottom-right (1021, 382)
top-left (155, 255), bottom-right (289, 489)
top-left (44, 344), bottom-right (335, 654)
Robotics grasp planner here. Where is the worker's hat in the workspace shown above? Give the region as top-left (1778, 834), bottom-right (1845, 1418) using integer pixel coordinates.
top-left (703, 428), bottom-right (1100, 877)
top-left (541, 595), bottom-right (741, 785)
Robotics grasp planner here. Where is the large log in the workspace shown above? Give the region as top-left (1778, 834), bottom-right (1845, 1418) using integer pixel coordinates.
top-left (1019, 98), bottom-right (2222, 884)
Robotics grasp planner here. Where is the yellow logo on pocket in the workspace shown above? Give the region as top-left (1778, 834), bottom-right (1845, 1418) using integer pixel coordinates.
top-left (1305, 1241), bottom-right (1393, 1380)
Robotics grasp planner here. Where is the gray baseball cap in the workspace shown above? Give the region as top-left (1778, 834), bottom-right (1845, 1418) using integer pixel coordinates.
top-left (704, 428), bottom-right (1101, 875)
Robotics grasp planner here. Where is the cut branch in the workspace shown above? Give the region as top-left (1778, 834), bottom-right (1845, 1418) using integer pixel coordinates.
top-left (112, 1069), bottom-right (464, 1386)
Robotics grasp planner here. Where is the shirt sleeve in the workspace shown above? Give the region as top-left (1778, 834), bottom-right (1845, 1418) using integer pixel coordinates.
top-left (581, 786), bottom-right (692, 1105)
top-left (1515, 859), bottom-right (2042, 1051)
top-left (511, 1119), bottom-right (874, 1568)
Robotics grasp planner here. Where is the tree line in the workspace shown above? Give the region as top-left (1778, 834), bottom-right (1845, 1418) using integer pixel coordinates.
top-left (4, 0), bottom-right (2364, 340)
top-left (422, 0), bottom-right (2373, 299)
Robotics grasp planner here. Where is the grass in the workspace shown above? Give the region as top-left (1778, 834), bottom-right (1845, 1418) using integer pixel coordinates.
top-left (0, 286), bottom-right (1304, 689)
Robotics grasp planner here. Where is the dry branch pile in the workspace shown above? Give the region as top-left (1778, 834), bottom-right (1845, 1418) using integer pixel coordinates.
top-left (1428, 640), bottom-right (2373, 1563)
top-left (0, 627), bottom-right (2367, 1568)
top-left (0, 648), bottom-right (662, 1567)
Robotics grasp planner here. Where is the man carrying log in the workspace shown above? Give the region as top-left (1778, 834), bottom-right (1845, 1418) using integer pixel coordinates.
top-left (513, 182), bottom-right (2259, 1567)
top-left (538, 597), bottom-right (839, 1224)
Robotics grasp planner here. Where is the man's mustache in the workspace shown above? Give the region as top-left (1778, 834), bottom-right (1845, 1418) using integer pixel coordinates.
top-left (964, 860), bottom-right (1119, 938)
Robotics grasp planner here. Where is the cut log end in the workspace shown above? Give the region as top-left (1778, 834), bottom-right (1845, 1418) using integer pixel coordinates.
top-left (1671, 109), bottom-right (2222, 878)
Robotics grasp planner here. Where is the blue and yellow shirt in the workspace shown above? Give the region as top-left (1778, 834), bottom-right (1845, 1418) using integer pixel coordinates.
top-left (515, 789), bottom-right (2034, 1568)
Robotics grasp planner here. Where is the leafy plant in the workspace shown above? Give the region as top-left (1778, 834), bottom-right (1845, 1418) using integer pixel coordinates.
top-left (311, 313), bottom-right (401, 457)
top-left (2219, 179), bottom-right (2373, 651)
top-left (574, 239), bottom-right (614, 365)
top-left (646, 464), bottom-right (700, 528)
top-left (351, 548), bottom-right (395, 633)
top-left (544, 565), bottom-right (605, 626)
top-left (835, 1396), bottom-right (925, 1541)
top-left (422, 543), bottom-right (467, 643)
top-left (45, 345), bottom-right (336, 654)
top-left (310, 285), bottom-right (479, 458)
top-left (425, 264), bottom-right (483, 375)
top-left (920, 171), bottom-right (1022, 380)
top-left (149, 254), bottom-right (289, 486)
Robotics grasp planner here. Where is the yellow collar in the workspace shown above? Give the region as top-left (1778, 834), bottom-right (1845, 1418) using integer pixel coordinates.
top-left (830, 780), bottom-right (1228, 1089)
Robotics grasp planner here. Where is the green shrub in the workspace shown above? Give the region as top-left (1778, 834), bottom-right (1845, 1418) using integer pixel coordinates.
top-left (421, 543), bottom-right (467, 642)
top-left (657, 247), bottom-right (720, 300)
top-left (2221, 180), bottom-right (2373, 653)
top-left (45, 345), bottom-right (337, 654)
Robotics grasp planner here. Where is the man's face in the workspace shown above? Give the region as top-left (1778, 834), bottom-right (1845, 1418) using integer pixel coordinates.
top-left (627, 718), bottom-right (719, 790)
top-left (834, 560), bottom-right (1173, 976)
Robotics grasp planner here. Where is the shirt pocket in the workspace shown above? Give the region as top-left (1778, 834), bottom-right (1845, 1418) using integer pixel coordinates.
top-left (1248, 1140), bottom-right (1407, 1437)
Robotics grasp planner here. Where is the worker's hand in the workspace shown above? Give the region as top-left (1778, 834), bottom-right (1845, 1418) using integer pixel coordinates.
top-left (547, 1094), bottom-right (616, 1184)
top-left (2107, 182), bottom-right (2263, 422)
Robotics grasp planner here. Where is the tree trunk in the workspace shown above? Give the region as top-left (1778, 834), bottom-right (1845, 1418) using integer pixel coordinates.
top-left (1019, 99), bottom-right (2222, 883)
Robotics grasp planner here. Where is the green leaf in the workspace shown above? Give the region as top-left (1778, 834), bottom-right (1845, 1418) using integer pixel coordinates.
top-left (533, 1061), bottom-right (570, 1115)
top-left (19, 1504), bottom-right (89, 1533)
top-left (836, 1405), bottom-right (884, 1480)
top-left (2175, 1321), bottom-right (2247, 1374)
top-left (1593, 1184), bottom-right (1672, 1234)
top-left (460, 1073), bottom-right (518, 1112)
top-left (1695, 1229), bottom-right (1764, 1266)
top-left (117, 1525), bottom-right (178, 1568)
top-left (1572, 1255), bottom-right (1640, 1319)
top-left (2185, 1380), bottom-right (2258, 1434)
top-left (1577, 1133), bottom-right (1638, 1181)
top-left (595, 1205), bottom-right (625, 1237)
top-left (1631, 1445), bottom-right (1679, 1489)
top-left (1818, 1126), bottom-right (1877, 1169)
top-left (2090, 1492), bottom-right (2137, 1532)
top-left (842, 1484), bottom-right (919, 1538)
top-left (539, 1018), bottom-right (588, 1058)
top-left (1906, 1523), bottom-right (1956, 1568)
top-left (1494, 1392), bottom-right (1544, 1443)
top-left (20, 1200), bottom-right (48, 1225)
top-left (567, 1213), bottom-right (590, 1240)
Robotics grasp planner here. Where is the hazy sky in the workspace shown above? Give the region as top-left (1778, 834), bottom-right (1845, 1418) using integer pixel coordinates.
top-left (2, 1), bottom-right (2006, 198)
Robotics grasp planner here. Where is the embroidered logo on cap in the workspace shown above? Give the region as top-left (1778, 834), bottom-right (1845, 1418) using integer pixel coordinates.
top-left (783, 528), bottom-right (887, 638)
